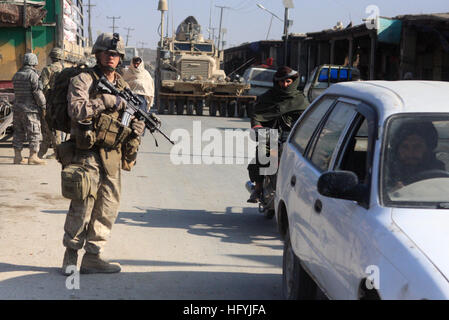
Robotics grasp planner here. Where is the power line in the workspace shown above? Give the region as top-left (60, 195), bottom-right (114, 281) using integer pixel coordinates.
top-left (84, 0), bottom-right (96, 46)
top-left (123, 27), bottom-right (134, 46)
top-left (215, 5), bottom-right (231, 51)
top-left (107, 16), bottom-right (121, 34)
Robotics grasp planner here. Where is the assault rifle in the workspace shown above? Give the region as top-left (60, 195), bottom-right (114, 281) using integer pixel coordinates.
top-left (97, 76), bottom-right (174, 145)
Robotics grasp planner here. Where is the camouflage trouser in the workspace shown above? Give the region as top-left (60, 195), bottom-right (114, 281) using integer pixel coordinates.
top-left (39, 117), bottom-right (62, 157)
top-left (12, 111), bottom-right (42, 152)
top-left (63, 149), bottom-right (121, 254)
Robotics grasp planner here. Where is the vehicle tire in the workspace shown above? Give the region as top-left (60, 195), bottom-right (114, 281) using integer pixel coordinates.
top-left (237, 102), bottom-right (246, 118)
top-left (186, 101), bottom-right (194, 115)
top-left (195, 101), bottom-right (204, 116)
top-left (219, 101), bottom-right (227, 117)
top-left (282, 230), bottom-right (317, 300)
top-left (209, 101), bottom-right (217, 116)
top-left (168, 100), bottom-right (175, 115)
top-left (176, 99), bottom-right (184, 115)
top-left (264, 209), bottom-right (275, 220)
top-left (157, 99), bottom-right (166, 115)
top-left (227, 101), bottom-right (236, 117)
top-left (247, 101), bottom-right (255, 118)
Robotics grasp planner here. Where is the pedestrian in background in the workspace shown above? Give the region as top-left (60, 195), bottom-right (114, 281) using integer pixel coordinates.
top-left (12, 53), bottom-right (47, 165)
top-left (38, 47), bottom-right (65, 159)
top-left (122, 56), bottom-right (154, 111)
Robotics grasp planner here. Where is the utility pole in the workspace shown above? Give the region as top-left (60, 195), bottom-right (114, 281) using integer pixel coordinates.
top-left (84, 0), bottom-right (96, 46)
top-left (208, 0), bottom-right (213, 40)
top-left (123, 27), bottom-right (134, 46)
top-left (215, 5), bottom-right (230, 51)
top-left (208, 27), bottom-right (217, 45)
top-left (282, 0), bottom-right (294, 66)
top-left (137, 41), bottom-right (148, 57)
top-left (107, 16), bottom-right (121, 34)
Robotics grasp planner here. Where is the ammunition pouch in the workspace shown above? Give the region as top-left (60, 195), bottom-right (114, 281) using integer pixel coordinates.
top-left (61, 164), bottom-right (93, 201)
top-left (95, 113), bottom-right (132, 149)
top-left (122, 136), bottom-right (141, 171)
top-left (55, 139), bottom-right (76, 167)
top-left (75, 120), bottom-right (96, 150)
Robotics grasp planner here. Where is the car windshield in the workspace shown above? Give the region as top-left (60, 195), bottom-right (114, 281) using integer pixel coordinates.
top-left (251, 69), bottom-right (275, 82)
top-left (382, 115), bottom-right (449, 208)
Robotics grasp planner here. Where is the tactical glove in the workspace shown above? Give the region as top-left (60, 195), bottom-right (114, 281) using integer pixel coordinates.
top-left (131, 119), bottom-right (145, 136)
top-left (102, 94), bottom-right (126, 111)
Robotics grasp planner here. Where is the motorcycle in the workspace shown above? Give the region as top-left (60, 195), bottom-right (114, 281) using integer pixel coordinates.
top-left (246, 126), bottom-right (290, 219)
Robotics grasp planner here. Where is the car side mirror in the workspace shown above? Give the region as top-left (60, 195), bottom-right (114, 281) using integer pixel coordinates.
top-left (298, 75), bottom-right (306, 90)
top-left (317, 171), bottom-right (369, 206)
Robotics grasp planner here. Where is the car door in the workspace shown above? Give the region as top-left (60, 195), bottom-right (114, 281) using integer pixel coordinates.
top-left (308, 99), bottom-right (377, 299)
top-left (283, 97), bottom-right (337, 267)
top-left (298, 99), bottom-right (362, 297)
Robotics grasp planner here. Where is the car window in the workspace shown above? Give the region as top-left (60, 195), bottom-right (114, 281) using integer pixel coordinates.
top-left (310, 102), bottom-right (357, 172)
top-left (290, 97), bottom-right (335, 154)
top-left (251, 69), bottom-right (276, 82)
top-left (382, 115), bottom-right (449, 208)
top-left (243, 69), bottom-right (251, 82)
top-left (337, 118), bottom-right (369, 183)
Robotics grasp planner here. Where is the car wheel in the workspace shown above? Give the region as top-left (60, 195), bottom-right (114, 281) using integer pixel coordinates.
top-left (264, 209), bottom-right (275, 219)
top-left (282, 230), bottom-right (317, 300)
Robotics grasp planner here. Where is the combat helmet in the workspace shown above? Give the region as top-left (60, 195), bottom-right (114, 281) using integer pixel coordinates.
top-left (49, 47), bottom-right (64, 60)
top-left (92, 32), bottom-right (125, 58)
top-left (23, 53), bottom-right (38, 66)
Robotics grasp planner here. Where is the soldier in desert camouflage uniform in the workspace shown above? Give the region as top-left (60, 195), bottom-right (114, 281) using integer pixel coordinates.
top-left (38, 47), bottom-right (65, 159)
top-left (61, 33), bottom-right (145, 275)
top-left (12, 53), bottom-right (47, 165)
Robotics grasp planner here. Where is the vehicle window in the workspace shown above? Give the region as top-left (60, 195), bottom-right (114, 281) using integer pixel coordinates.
top-left (193, 44), bottom-right (213, 52)
top-left (318, 67), bottom-right (351, 83)
top-left (290, 97), bottom-right (335, 154)
top-left (310, 102), bottom-right (357, 172)
top-left (382, 115), bottom-right (449, 208)
top-left (337, 118), bottom-right (369, 183)
top-left (251, 69), bottom-right (276, 82)
top-left (174, 43), bottom-right (191, 51)
top-left (243, 69), bottom-right (251, 82)
top-left (318, 68), bottom-right (329, 82)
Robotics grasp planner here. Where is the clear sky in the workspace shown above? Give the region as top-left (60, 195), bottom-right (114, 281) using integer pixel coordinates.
top-left (90, 0), bottom-right (449, 49)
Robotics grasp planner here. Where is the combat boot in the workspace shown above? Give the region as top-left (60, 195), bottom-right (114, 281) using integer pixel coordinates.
top-left (61, 248), bottom-right (78, 276)
top-left (13, 148), bottom-right (26, 165)
top-left (80, 252), bottom-right (121, 274)
top-left (28, 151), bottom-right (47, 165)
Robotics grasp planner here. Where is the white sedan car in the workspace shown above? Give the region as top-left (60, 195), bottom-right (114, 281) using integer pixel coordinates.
top-left (275, 81), bottom-right (449, 300)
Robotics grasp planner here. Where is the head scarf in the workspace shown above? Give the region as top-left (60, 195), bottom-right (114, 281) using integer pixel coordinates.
top-left (122, 56), bottom-right (154, 105)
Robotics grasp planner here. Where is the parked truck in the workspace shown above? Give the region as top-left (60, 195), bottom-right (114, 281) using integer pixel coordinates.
top-left (155, 15), bottom-right (256, 117)
top-left (0, 0), bottom-right (88, 138)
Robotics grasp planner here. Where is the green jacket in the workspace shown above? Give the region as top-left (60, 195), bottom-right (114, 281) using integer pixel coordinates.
top-left (250, 77), bottom-right (309, 130)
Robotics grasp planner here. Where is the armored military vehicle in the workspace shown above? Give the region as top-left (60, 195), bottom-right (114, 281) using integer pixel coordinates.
top-left (155, 16), bottom-right (256, 117)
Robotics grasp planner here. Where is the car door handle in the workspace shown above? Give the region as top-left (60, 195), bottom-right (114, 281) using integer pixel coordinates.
top-left (314, 199), bottom-right (322, 214)
top-left (290, 175), bottom-right (296, 187)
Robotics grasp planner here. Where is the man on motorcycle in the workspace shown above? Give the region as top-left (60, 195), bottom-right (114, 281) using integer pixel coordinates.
top-left (247, 66), bottom-right (309, 203)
